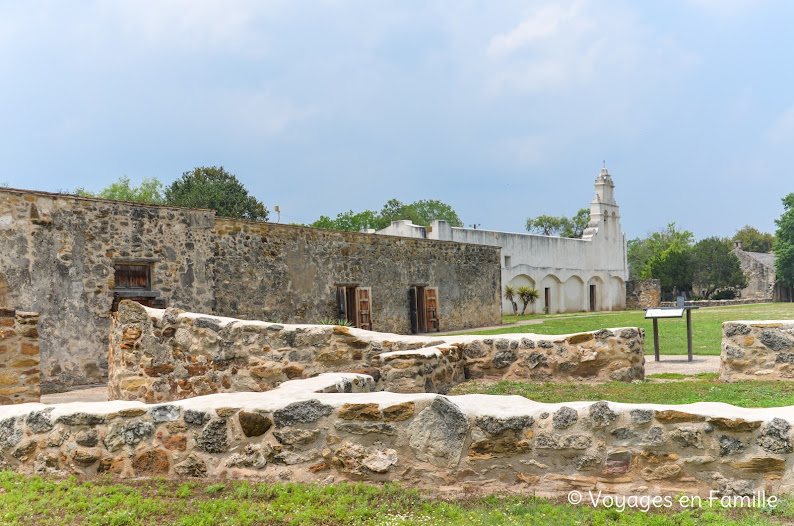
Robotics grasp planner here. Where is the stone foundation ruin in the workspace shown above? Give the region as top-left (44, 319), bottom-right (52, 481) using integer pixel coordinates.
top-left (2, 371), bottom-right (793, 498)
top-left (721, 320), bottom-right (794, 381)
top-left (4, 304), bottom-right (794, 499)
top-left (0, 309), bottom-right (40, 405)
top-left (108, 302), bottom-right (645, 403)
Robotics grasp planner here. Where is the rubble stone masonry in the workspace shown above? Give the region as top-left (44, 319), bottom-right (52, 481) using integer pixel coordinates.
top-left (0, 309), bottom-right (40, 404)
top-left (0, 188), bottom-right (500, 391)
top-left (1, 372), bottom-right (792, 498)
top-left (721, 320), bottom-right (794, 381)
top-left (108, 301), bottom-right (644, 403)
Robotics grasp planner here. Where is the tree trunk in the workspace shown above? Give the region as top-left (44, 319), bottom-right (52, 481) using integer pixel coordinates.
top-left (520, 301), bottom-right (528, 315)
top-left (511, 301), bottom-right (518, 315)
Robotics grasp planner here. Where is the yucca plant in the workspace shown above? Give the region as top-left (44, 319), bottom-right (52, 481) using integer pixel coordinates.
top-left (503, 285), bottom-right (518, 315)
top-left (516, 286), bottom-right (539, 315)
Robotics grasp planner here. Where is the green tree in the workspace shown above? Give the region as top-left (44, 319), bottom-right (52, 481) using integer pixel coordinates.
top-left (504, 285), bottom-right (518, 315)
top-left (526, 209), bottom-right (590, 238)
top-left (400, 199), bottom-right (463, 227)
top-left (164, 166), bottom-right (268, 221)
top-left (311, 199), bottom-right (463, 231)
top-left (690, 237), bottom-right (747, 298)
top-left (774, 193), bottom-right (794, 287)
top-left (560, 208), bottom-right (591, 238)
top-left (647, 240), bottom-right (693, 297)
top-left (732, 225), bottom-right (775, 253)
top-left (516, 286), bottom-right (539, 315)
top-left (73, 175), bottom-right (164, 204)
top-left (627, 223), bottom-right (694, 280)
top-left (311, 210), bottom-right (381, 231)
top-left (525, 215), bottom-right (567, 236)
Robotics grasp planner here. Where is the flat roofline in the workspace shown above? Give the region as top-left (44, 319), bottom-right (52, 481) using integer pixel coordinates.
top-left (0, 186), bottom-right (215, 214)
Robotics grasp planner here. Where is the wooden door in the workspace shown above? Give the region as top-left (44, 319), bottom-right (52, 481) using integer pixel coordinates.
top-left (355, 287), bottom-right (372, 330)
top-left (336, 287), bottom-right (348, 322)
top-left (425, 287), bottom-right (439, 332)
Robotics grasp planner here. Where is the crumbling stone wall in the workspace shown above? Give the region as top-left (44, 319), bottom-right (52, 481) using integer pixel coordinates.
top-left (0, 189), bottom-right (216, 392)
top-left (625, 279), bottom-right (660, 309)
top-left (108, 302), bottom-right (644, 403)
top-left (0, 188), bottom-right (500, 392)
top-left (0, 309), bottom-right (40, 404)
top-left (0, 372), bottom-right (789, 498)
top-left (720, 321), bottom-right (794, 381)
top-left (211, 218), bottom-right (501, 333)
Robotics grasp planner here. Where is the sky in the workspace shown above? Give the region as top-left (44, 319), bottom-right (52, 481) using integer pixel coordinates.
top-left (1, 0), bottom-right (792, 240)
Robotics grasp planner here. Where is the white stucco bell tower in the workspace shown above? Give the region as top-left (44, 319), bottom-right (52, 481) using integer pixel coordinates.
top-left (583, 167), bottom-right (621, 241)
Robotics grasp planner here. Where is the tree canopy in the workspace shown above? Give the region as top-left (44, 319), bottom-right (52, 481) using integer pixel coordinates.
top-left (690, 237), bottom-right (747, 298)
top-left (75, 175), bottom-right (164, 204)
top-left (628, 224), bottom-right (746, 299)
top-left (774, 193), bottom-right (794, 287)
top-left (732, 225), bottom-right (775, 253)
top-left (164, 166), bottom-right (268, 221)
top-left (525, 208), bottom-right (590, 238)
top-left (627, 223), bottom-right (694, 280)
top-left (310, 199), bottom-right (463, 231)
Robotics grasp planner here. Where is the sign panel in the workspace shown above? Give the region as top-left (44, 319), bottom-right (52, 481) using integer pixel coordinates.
top-left (645, 308), bottom-right (685, 319)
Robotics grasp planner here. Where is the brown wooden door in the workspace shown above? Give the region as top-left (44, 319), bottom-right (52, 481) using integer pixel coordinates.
top-left (355, 287), bottom-right (372, 330)
top-left (425, 287), bottom-right (439, 332)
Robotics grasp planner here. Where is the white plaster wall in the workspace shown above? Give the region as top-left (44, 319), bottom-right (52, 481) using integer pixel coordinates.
top-left (375, 171), bottom-right (630, 315)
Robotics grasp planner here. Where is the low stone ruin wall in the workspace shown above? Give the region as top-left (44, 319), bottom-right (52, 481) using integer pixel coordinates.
top-left (108, 301), bottom-right (645, 403)
top-left (626, 279), bottom-right (660, 309)
top-left (720, 320), bottom-right (794, 381)
top-left (2, 372), bottom-right (793, 498)
top-left (0, 309), bottom-right (40, 405)
top-left (661, 299), bottom-right (771, 308)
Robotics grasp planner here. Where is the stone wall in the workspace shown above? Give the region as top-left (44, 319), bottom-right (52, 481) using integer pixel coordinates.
top-left (734, 247), bottom-right (776, 300)
top-left (626, 279), bottom-right (660, 309)
top-left (107, 301), bottom-right (645, 403)
top-left (2, 372), bottom-right (793, 498)
top-left (0, 187), bottom-right (500, 391)
top-left (661, 299), bottom-right (771, 308)
top-left (720, 320), bottom-right (794, 381)
top-left (211, 218), bottom-right (501, 334)
top-left (0, 309), bottom-right (40, 405)
top-left (0, 189), bottom-right (216, 392)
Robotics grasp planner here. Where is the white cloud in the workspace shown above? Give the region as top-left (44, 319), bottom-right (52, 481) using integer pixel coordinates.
top-left (487, 1), bottom-right (587, 57)
top-left (482, 1), bottom-right (697, 95)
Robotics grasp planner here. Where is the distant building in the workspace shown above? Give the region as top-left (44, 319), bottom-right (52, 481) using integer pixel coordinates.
top-left (375, 168), bottom-right (629, 314)
top-left (732, 241), bottom-right (792, 302)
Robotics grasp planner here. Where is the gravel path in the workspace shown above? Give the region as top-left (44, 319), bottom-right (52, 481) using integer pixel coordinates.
top-left (645, 355), bottom-right (720, 376)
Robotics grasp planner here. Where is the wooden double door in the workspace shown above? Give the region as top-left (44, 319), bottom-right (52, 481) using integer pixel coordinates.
top-left (409, 286), bottom-right (439, 333)
top-left (336, 286), bottom-right (373, 330)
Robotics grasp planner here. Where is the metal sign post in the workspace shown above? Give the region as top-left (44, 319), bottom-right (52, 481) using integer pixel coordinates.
top-left (644, 306), bottom-right (699, 362)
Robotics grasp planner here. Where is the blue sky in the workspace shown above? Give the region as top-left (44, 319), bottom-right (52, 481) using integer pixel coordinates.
top-left (1, 0), bottom-right (792, 239)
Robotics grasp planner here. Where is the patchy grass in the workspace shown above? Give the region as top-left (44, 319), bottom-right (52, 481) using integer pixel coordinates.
top-left (0, 472), bottom-right (793, 525)
top-left (458, 303), bottom-right (794, 355)
top-left (449, 378), bottom-right (794, 407)
top-left (648, 372), bottom-right (720, 381)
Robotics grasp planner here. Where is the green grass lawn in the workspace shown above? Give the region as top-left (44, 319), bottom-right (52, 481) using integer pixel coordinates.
top-left (449, 378), bottom-right (794, 408)
top-left (1, 472), bottom-right (793, 525)
top-left (460, 303), bottom-right (794, 356)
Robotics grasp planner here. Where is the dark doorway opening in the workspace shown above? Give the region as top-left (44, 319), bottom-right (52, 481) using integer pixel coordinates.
top-left (409, 286), bottom-right (439, 333)
top-left (589, 284), bottom-right (597, 311)
top-left (544, 287), bottom-right (551, 313)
